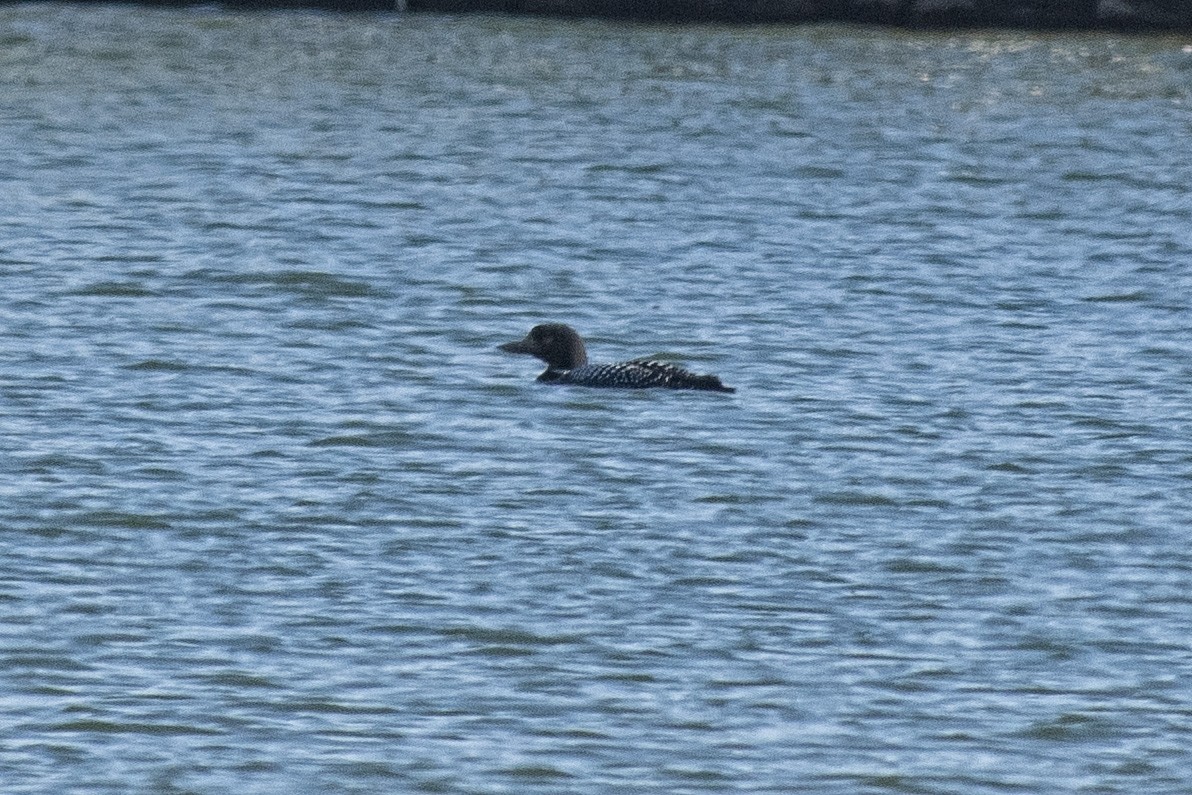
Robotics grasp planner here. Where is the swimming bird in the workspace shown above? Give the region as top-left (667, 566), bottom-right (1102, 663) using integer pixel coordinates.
top-left (499, 323), bottom-right (734, 393)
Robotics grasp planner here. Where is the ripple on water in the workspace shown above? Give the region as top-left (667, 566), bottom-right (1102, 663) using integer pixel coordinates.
top-left (2, 6), bottom-right (1192, 795)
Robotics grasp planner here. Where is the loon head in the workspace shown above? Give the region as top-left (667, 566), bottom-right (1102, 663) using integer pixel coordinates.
top-left (499, 323), bottom-right (589, 370)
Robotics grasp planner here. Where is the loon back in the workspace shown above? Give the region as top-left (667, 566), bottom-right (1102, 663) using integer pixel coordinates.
top-left (499, 324), bottom-right (735, 393)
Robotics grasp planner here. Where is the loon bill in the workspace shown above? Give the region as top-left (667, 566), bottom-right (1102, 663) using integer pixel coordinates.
top-left (499, 323), bottom-right (735, 393)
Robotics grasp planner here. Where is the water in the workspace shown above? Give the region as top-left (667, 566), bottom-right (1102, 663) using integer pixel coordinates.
top-left (3, 5), bottom-right (1192, 793)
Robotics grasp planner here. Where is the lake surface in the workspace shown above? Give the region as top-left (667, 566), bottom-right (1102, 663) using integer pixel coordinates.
top-left (2, 5), bottom-right (1191, 793)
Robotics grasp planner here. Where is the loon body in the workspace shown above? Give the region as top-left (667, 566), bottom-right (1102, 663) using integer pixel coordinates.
top-left (499, 323), bottom-right (734, 393)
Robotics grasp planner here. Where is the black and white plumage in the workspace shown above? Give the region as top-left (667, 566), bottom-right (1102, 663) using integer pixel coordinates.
top-left (499, 323), bottom-right (734, 393)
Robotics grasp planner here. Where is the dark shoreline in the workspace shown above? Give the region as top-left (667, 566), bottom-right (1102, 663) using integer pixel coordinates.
top-left (16, 0), bottom-right (1192, 31)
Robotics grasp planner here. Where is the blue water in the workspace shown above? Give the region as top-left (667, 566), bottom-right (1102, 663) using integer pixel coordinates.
top-left (2, 5), bottom-right (1191, 793)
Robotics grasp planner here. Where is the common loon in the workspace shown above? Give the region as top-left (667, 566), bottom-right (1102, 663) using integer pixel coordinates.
top-left (499, 323), bottom-right (735, 393)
